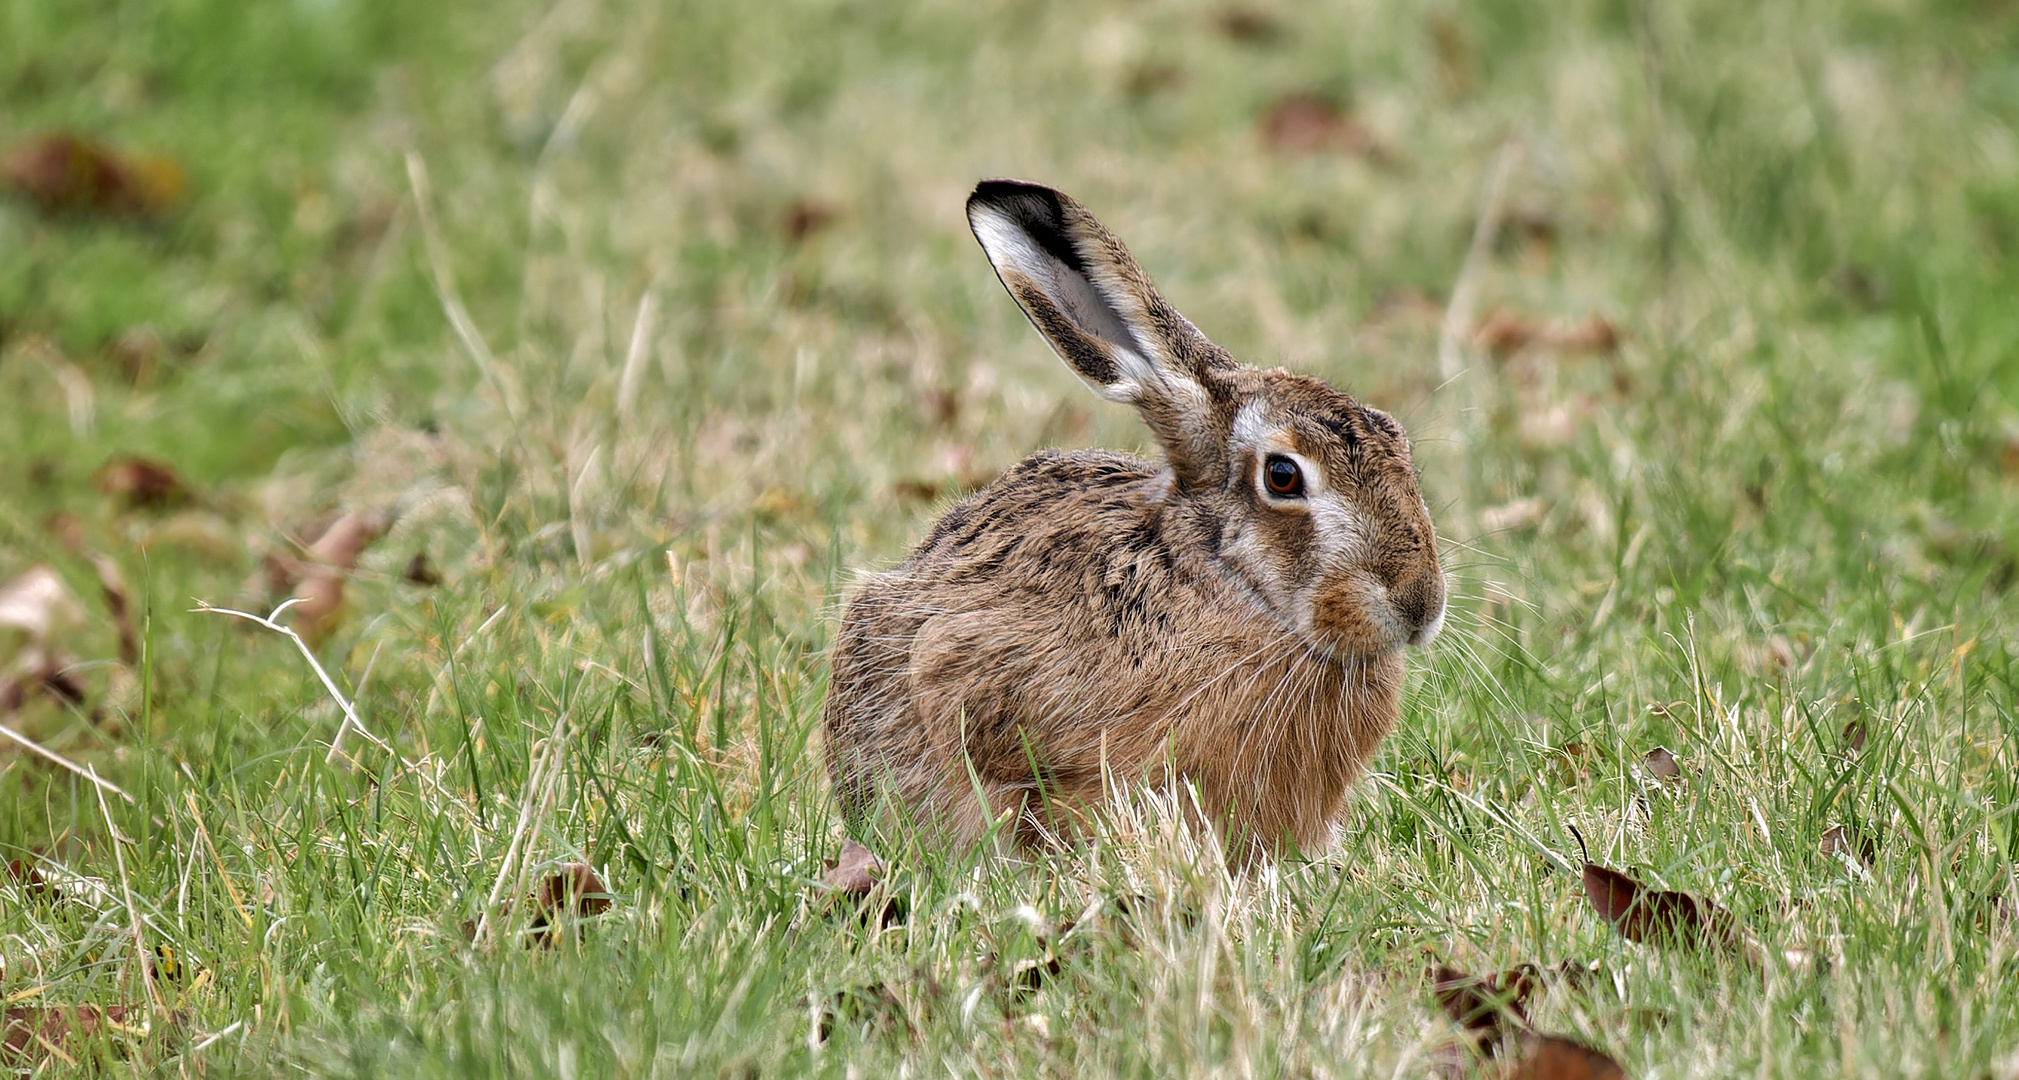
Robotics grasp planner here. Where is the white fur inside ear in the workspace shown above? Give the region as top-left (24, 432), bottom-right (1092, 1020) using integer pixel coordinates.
top-left (970, 206), bottom-right (1155, 402)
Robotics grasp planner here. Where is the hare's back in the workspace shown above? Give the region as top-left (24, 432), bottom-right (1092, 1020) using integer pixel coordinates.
top-left (907, 449), bottom-right (1166, 577)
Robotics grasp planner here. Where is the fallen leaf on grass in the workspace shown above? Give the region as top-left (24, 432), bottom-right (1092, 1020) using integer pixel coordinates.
top-left (0, 650), bottom-right (87, 713)
top-left (1, 1004), bottom-right (169, 1066)
top-left (816, 840), bottom-right (906, 929)
top-left (822, 839), bottom-right (881, 895)
top-left (1819, 824), bottom-right (1878, 867)
top-left (256, 508), bottom-right (394, 640)
top-left (88, 556), bottom-right (137, 667)
top-left (0, 134), bottom-right (184, 219)
top-left (92, 457), bottom-right (192, 510)
top-left (1211, 7), bottom-right (1284, 43)
top-left (1430, 964), bottom-right (1628, 1077)
top-left (401, 552), bottom-right (443, 587)
top-left (0, 566), bottom-right (86, 644)
top-left (4, 859), bottom-right (54, 901)
top-left (1258, 93), bottom-right (1385, 159)
top-left (782, 199), bottom-right (837, 243)
top-left (1431, 963), bottom-right (1538, 1046)
top-left (462, 863), bottom-right (615, 948)
top-left (527, 863), bottom-right (614, 946)
top-left (1473, 308), bottom-right (1620, 360)
top-left (1580, 860), bottom-right (1758, 966)
top-left (1640, 747), bottom-right (1681, 782)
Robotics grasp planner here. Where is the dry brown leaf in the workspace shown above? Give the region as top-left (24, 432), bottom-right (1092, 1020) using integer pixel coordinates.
top-left (0, 565), bottom-right (86, 643)
top-left (1580, 861), bottom-right (1758, 965)
top-left (4, 859), bottom-right (54, 901)
top-left (1212, 7), bottom-right (1284, 43)
top-left (0, 650), bottom-right (87, 713)
top-left (1640, 747), bottom-right (1681, 782)
top-left (1819, 824), bottom-right (1878, 867)
top-left (93, 457), bottom-right (192, 511)
top-left (1430, 963), bottom-right (1537, 1048)
top-left (1, 1004), bottom-right (168, 1066)
top-left (88, 555), bottom-right (137, 667)
top-left (256, 509), bottom-right (394, 640)
top-left (402, 552), bottom-right (444, 587)
top-left (1474, 308), bottom-right (1620, 360)
top-left (782, 199), bottom-right (837, 243)
top-left (816, 840), bottom-right (907, 929)
top-left (527, 863), bottom-right (613, 946)
top-left (822, 839), bottom-right (881, 896)
top-left (0, 134), bottom-right (184, 219)
top-left (1258, 93), bottom-right (1384, 158)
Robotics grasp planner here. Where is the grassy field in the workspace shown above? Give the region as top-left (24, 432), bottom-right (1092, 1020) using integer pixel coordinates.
top-left (3, 0), bottom-right (2018, 1075)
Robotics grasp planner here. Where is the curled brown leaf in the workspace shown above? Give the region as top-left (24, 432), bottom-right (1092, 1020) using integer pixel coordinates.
top-left (1, 1004), bottom-right (175, 1066)
top-left (1819, 824), bottom-right (1878, 867)
top-left (527, 863), bottom-right (613, 946)
top-left (1640, 747), bottom-right (1681, 782)
top-left (92, 457), bottom-right (192, 511)
top-left (821, 839), bottom-right (881, 896)
top-left (1258, 93), bottom-right (1385, 159)
top-left (0, 133), bottom-right (185, 219)
top-left (1581, 862), bottom-right (1759, 966)
top-left (1430, 963), bottom-right (1537, 1048)
top-left (1474, 308), bottom-right (1620, 360)
top-left (89, 556), bottom-right (137, 667)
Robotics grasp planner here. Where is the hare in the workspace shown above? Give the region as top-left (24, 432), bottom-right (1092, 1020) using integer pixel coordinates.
top-left (822, 180), bottom-right (1444, 863)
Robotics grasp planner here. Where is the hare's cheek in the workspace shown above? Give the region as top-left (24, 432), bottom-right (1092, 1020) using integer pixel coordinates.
top-left (1308, 571), bottom-right (1400, 655)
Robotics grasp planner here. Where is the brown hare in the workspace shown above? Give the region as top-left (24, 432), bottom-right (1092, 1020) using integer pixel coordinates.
top-left (823, 180), bottom-right (1444, 864)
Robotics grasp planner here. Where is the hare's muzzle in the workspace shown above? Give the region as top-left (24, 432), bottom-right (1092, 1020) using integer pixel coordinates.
top-left (1391, 570), bottom-right (1446, 647)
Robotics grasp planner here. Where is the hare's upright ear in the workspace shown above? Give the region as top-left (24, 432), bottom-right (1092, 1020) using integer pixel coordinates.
top-left (967, 179), bottom-right (1235, 487)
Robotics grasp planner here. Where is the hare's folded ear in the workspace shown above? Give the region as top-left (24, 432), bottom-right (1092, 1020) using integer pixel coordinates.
top-left (967, 180), bottom-right (1235, 485)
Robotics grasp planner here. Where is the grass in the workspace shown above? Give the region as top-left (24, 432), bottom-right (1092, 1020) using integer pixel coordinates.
top-left (2, 0), bottom-right (2017, 1074)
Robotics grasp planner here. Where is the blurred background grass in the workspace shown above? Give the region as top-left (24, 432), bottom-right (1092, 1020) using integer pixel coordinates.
top-left (2, 0), bottom-right (2018, 1075)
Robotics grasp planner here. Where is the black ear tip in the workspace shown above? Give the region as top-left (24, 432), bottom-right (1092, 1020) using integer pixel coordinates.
top-left (967, 179), bottom-right (1069, 223)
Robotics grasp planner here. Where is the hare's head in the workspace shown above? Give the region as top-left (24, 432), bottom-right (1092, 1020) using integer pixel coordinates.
top-left (967, 180), bottom-right (1444, 658)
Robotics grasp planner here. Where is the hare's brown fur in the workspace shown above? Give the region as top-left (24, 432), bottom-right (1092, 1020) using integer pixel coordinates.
top-left (823, 181), bottom-right (1443, 862)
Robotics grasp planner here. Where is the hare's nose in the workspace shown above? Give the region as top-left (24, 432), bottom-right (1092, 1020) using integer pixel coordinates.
top-left (1390, 572), bottom-right (1446, 646)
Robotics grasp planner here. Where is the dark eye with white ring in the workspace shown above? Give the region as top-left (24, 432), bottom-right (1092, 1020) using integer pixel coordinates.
top-left (1263, 455), bottom-right (1305, 499)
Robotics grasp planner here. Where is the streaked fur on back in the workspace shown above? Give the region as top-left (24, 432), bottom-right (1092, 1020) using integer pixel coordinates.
top-left (823, 180), bottom-right (1445, 864)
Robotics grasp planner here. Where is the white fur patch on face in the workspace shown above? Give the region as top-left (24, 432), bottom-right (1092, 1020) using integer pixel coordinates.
top-left (1231, 401), bottom-right (1326, 503)
top-left (1306, 493), bottom-right (1372, 561)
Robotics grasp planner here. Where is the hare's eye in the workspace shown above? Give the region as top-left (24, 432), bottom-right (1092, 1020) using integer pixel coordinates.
top-left (1263, 455), bottom-right (1305, 499)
